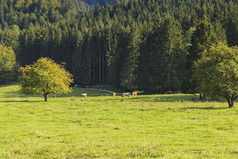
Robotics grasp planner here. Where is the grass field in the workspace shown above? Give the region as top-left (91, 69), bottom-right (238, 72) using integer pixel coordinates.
top-left (0, 84), bottom-right (238, 158)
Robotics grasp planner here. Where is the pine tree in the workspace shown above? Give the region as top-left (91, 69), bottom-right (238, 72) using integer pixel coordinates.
top-left (138, 16), bottom-right (184, 93)
top-left (182, 16), bottom-right (226, 93)
top-left (120, 24), bottom-right (140, 90)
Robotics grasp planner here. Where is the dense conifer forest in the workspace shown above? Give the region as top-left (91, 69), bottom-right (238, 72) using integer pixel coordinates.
top-left (0, 0), bottom-right (237, 93)
top-left (81, 0), bottom-right (116, 6)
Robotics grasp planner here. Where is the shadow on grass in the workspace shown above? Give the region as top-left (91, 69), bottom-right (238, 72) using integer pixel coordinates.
top-left (0, 100), bottom-right (43, 103)
top-left (127, 94), bottom-right (200, 102)
top-left (180, 107), bottom-right (228, 110)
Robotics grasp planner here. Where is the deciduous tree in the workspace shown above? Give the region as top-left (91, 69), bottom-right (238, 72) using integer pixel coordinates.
top-left (194, 42), bottom-right (238, 108)
top-left (19, 57), bottom-right (73, 101)
top-left (0, 45), bottom-right (17, 84)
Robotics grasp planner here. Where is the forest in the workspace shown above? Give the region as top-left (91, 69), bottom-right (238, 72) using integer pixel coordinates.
top-left (0, 0), bottom-right (237, 93)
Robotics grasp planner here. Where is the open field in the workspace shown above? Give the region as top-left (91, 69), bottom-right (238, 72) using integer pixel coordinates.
top-left (0, 84), bottom-right (238, 158)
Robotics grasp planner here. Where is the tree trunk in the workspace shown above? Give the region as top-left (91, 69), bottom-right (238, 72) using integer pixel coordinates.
top-left (99, 54), bottom-right (101, 85)
top-left (102, 56), bottom-right (105, 85)
top-left (203, 94), bottom-right (206, 101)
top-left (230, 98), bottom-right (235, 108)
top-left (199, 94), bottom-right (206, 101)
top-left (44, 94), bottom-right (48, 101)
top-left (227, 97), bottom-right (235, 108)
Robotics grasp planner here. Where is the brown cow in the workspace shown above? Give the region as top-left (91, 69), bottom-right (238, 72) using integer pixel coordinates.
top-left (81, 93), bottom-right (87, 97)
top-left (164, 91), bottom-right (172, 94)
top-left (121, 92), bottom-right (130, 97)
top-left (132, 91), bottom-right (138, 96)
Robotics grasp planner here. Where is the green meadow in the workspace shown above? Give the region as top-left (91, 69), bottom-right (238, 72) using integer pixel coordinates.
top-left (0, 84), bottom-right (238, 158)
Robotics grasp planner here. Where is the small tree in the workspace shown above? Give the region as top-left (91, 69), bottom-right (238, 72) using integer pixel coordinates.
top-left (194, 42), bottom-right (238, 107)
top-left (0, 45), bottom-right (17, 84)
top-left (19, 57), bottom-right (73, 101)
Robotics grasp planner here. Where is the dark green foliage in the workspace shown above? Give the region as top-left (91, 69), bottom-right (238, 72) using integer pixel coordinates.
top-left (182, 16), bottom-right (227, 93)
top-left (0, 0), bottom-right (78, 29)
top-left (119, 25), bottom-right (140, 90)
top-left (0, 0), bottom-right (237, 93)
top-left (91, 0), bottom-right (116, 6)
top-left (138, 16), bottom-right (185, 93)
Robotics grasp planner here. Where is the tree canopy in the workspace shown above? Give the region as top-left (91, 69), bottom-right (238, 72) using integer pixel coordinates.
top-left (0, 44), bottom-right (17, 84)
top-left (19, 57), bottom-right (73, 101)
top-left (194, 42), bottom-right (238, 107)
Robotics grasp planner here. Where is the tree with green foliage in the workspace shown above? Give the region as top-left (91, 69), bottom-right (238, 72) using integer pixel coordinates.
top-left (194, 42), bottom-right (238, 108)
top-left (0, 44), bottom-right (17, 84)
top-left (119, 25), bottom-right (140, 91)
top-left (182, 16), bottom-right (226, 93)
top-left (138, 16), bottom-right (184, 93)
top-left (19, 57), bottom-right (73, 101)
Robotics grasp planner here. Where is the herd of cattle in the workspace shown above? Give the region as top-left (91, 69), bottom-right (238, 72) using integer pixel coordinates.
top-left (80, 91), bottom-right (138, 97)
top-left (80, 90), bottom-right (172, 97)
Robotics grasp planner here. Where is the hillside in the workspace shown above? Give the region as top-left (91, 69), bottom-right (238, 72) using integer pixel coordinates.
top-left (0, 0), bottom-right (237, 93)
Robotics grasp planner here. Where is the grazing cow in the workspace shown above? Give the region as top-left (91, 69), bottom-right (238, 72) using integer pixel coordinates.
top-left (165, 91), bottom-right (172, 94)
top-left (81, 93), bottom-right (87, 97)
top-left (132, 91), bottom-right (138, 96)
top-left (112, 92), bottom-right (116, 96)
top-left (121, 92), bottom-right (130, 97)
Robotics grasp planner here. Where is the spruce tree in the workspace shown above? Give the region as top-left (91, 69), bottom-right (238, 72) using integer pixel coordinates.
top-left (182, 16), bottom-right (226, 93)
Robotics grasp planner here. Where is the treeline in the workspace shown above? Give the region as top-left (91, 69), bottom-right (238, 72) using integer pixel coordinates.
top-left (78, 0), bottom-right (116, 6)
top-left (0, 0), bottom-right (237, 93)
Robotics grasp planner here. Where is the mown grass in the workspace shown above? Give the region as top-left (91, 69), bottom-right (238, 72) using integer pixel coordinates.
top-left (0, 83), bottom-right (238, 158)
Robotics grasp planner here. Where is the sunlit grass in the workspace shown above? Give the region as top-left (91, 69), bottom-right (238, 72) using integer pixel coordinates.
top-left (0, 83), bottom-right (238, 158)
